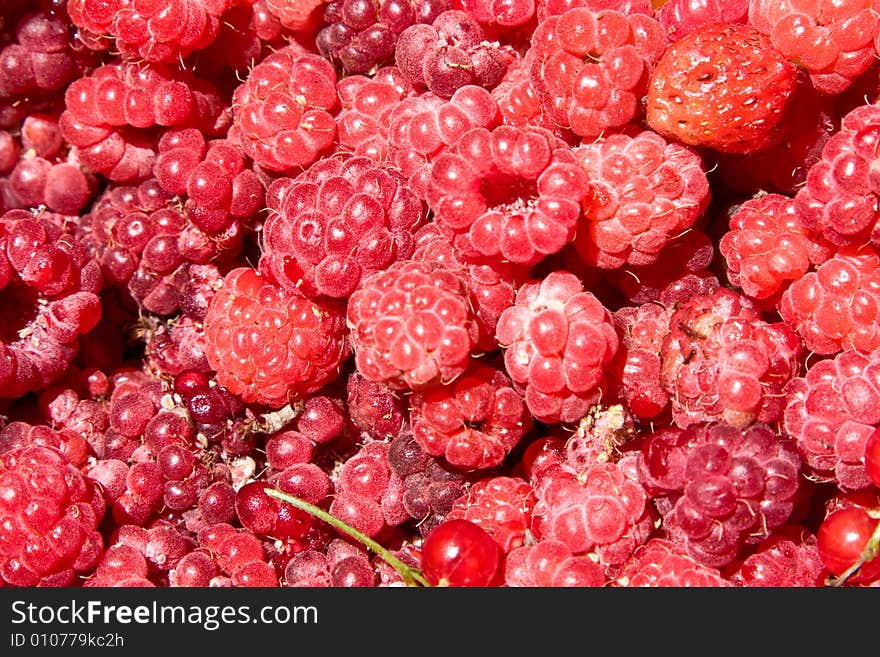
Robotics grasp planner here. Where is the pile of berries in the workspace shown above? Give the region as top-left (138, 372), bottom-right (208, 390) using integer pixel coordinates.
top-left (3, 0), bottom-right (880, 589)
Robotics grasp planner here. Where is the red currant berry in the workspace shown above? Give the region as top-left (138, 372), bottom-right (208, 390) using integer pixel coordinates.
top-left (420, 519), bottom-right (501, 587)
top-left (817, 507), bottom-right (880, 585)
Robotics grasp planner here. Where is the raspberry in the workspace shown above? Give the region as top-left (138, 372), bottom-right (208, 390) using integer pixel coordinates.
top-left (602, 228), bottom-right (718, 306)
top-left (727, 525), bottom-right (826, 587)
top-left (346, 259), bottom-right (480, 390)
top-left (445, 476), bottom-right (536, 552)
top-left (260, 154), bottom-right (427, 299)
top-left (386, 431), bottom-right (467, 531)
top-left (529, 7), bottom-right (668, 138)
top-left (491, 51), bottom-right (563, 135)
top-left (636, 422), bottom-right (802, 568)
top-left (153, 130), bottom-right (266, 236)
top-left (409, 361), bottom-right (533, 469)
top-left (0, 9), bottom-right (93, 101)
top-left (563, 403), bottom-right (636, 472)
top-left (505, 539), bottom-right (606, 586)
top-left (646, 21), bottom-right (798, 153)
top-left (394, 9), bottom-right (515, 98)
top-left (531, 460), bottom-right (654, 568)
top-left (230, 46), bottom-right (338, 173)
top-left (455, 0), bottom-right (537, 31)
top-left (778, 249), bottom-right (880, 356)
top-left (657, 0), bottom-right (748, 42)
top-left (346, 371), bottom-right (408, 440)
top-left (536, 0), bottom-right (654, 22)
top-left (719, 192), bottom-right (835, 302)
top-left (412, 222), bottom-right (525, 352)
top-left (660, 286), bottom-right (803, 429)
top-left (67, 0), bottom-right (231, 64)
top-left (574, 129), bottom-right (711, 269)
top-left (0, 210), bottom-right (103, 399)
top-left (748, 0), bottom-right (880, 95)
top-left (496, 270), bottom-right (619, 424)
top-left (389, 85), bottom-right (500, 196)
top-left (611, 300), bottom-right (675, 420)
top-left (0, 445), bottom-right (106, 586)
top-left (317, 0), bottom-right (451, 75)
top-left (614, 538), bottom-right (731, 586)
top-left (335, 66), bottom-right (414, 163)
top-left (203, 267), bottom-right (350, 408)
top-left (782, 348), bottom-right (880, 492)
top-left (794, 102), bottom-right (880, 249)
top-left (330, 440), bottom-right (408, 538)
top-left (266, 0), bottom-right (329, 32)
top-left (427, 124), bottom-right (590, 266)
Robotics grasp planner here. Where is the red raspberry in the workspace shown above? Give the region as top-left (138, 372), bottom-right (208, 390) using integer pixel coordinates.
top-left (346, 259), bottom-right (480, 390)
top-left (657, 0), bottom-right (748, 42)
top-left (748, 0), bottom-right (880, 95)
top-left (563, 403), bottom-right (636, 472)
top-left (505, 539), bottom-right (606, 586)
top-left (0, 210), bottom-right (103, 399)
top-left (317, 0), bottom-right (448, 76)
top-left (387, 431), bottom-right (467, 537)
top-left (783, 348), bottom-right (880, 492)
top-left (445, 476), bottom-right (536, 553)
top-left (536, 0), bottom-right (654, 22)
top-left (409, 362), bottom-right (533, 469)
top-left (0, 445), bottom-right (106, 586)
top-left (260, 154), bottom-right (427, 300)
top-left (427, 125), bottom-right (590, 266)
top-left (394, 9), bottom-right (515, 98)
top-left (67, 0), bottom-right (231, 64)
top-left (778, 249), bottom-right (880, 356)
top-left (389, 85), bottom-right (500, 198)
top-left (614, 538), bottom-right (731, 587)
top-left (335, 66), bottom-right (414, 163)
top-left (531, 460), bottom-right (654, 568)
top-left (346, 371), bottom-right (408, 440)
top-left (636, 422), bottom-right (802, 569)
top-left (412, 222), bottom-right (526, 352)
top-left (455, 0), bottom-right (537, 30)
top-left (611, 301), bottom-right (675, 420)
top-left (660, 286), bottom-right (803, 429)
top-left (266, 0), bottom-right (328, 32)
top-left (646, 22), bottom-right (798, 153)
top-left (719, 192), bottom-right (834, 302)
top-left (153, 130), bottom-right (265, 236)
top-left (491, 51), bottom-right (564, 135)
top-left (230, 46), bottom-right (338, 173)
top-left (496, 270), bottom-right (619, 424)
top-left (529, 7), bottom-right (668, 138)
top-left (203, 267), bottom-right (350, 408)
top-left (574, 129), bottom-right (711, 269)
top-left (727, 525), bottom-right (826, 587)
top-left (794, 102), bottom-right (880, 249)
top-left (602, 228), bottom-right (718, 306)
top-left (330, 440), bottom-right (408, 538)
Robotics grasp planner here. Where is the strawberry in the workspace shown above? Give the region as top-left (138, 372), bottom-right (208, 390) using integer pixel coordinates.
top-left (645, 21), bottom-right (798, 154)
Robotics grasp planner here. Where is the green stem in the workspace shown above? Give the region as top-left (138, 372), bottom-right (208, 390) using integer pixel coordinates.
top-left (264, 487), bottom-right (430, 588)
